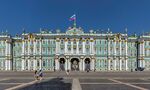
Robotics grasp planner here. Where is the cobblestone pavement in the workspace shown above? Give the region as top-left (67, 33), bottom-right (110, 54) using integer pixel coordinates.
top-left (1, 71), bottom-right (150, 90)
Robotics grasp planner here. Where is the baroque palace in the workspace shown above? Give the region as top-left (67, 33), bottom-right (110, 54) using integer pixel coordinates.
top-left (0, 26), bottom-right (150, 71)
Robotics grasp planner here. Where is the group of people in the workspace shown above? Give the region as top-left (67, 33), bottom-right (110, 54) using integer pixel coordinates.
top-left (34, 69), bottom-right (43, 80)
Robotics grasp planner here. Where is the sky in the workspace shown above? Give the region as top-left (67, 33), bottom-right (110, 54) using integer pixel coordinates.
top-left (0, 0), bottom-right (150, 36)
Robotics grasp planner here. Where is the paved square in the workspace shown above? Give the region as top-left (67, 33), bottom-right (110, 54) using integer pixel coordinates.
top-left (1, 71), bottom-right (150, 90)
top-left (81, 84), bottom-right (139, 90)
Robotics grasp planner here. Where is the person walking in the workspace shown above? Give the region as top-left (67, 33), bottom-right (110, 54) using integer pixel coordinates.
top-left (34, 70), bottom-right (39, 80)
top-left (38, 69), bottom-right (43, 80)
top-left (66, 69), bottom-right (69, 75)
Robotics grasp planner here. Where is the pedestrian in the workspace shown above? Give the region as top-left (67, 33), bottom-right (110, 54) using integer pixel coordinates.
top-left (34, 70), bottom-right (39, 80)
top-left (66, 69), bottom-right (69, 75)
top-left (87, 69), bottom-right (89, 72)
top-left (38, 69), bottom-right (43, 80)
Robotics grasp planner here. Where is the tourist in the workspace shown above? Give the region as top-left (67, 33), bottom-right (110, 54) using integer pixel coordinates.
top-left (34, 70), bottom-right (39, 80)
top-left (38, 69), bottom-right (43, 80)
top-left (66, 69), bottom-right (69, 75)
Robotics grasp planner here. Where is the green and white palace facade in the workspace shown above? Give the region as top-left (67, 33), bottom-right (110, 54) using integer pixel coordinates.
top-left (0, 27), bottom-right (150, 71)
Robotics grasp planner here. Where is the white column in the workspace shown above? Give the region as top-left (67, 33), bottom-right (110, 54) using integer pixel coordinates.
top-left (68, 59), bottom-right (71, 70)
top-left (58, 41), bottom-right (60, 54)
top-left (28, 40), bottom-right (30, 55)
top-left (114, 59), bottom-right (116, 70)
top-left (28, 59), bottom-right (30, 70)
top-left (114, 38), bottom-right (117, 71)
top-left (33, 59), bottom-right (36, 70)
top-left (139, 60), bottom-right (142, 68)
top-left (5, 41), bottom-right (8, 56)
top-left (39, 59), bottom-right (42, 70)
top-left (76, 40), bottom-right (79, 54)
top-left (56, 40), bottom-right (58, 54)
top-left (91, 59), bottom-right (95, 71)
top-left (5, 60), bottom-right (8, 70)
top-left (125, 40), bottom-right (128, 56)
top-left (125, 59), bottom-right (128, 70)
top-left (79, 59), bottom-right (82, 71)
top-left (147, 48), bottom-right (149, 56)
top-left (119, 39), bottom-right (122, 70)
top-left (90, 39), bottom-right (92, 54)
top-left (108, 59), bottom-right (110, 70)
top-left (8, 60), bottom-right (11, 70)
top-left (71, 39), bottom-right (73, 54)
top-left (139, 42), bottom-right (142, 67)
top-left (39, 40), bottom-right (42, 55)
top-left (33, 40), bottom-right (36, 55)
top-left (143, 60), bottom-right (145, 68)
top-left (22, 60), bottom-right (24, 70)
top-left (108, 39), bottom-right (110, 71)
top-left (22, 40), bottom-right (25, 54)
top-left (65, 59), bottom-right (68, 70)
top-left (113, 39), bottom-right (116, 56)
top-left (91, 40), bottom-right (95, 55)
top-left (108, 39), bottom-right (110, 56)
top-left (120, 59), bottom-right (122, 70)
top-left (142, 41), bottom-right (145, 67)
top-left (82, 39), bottom-right (85, 54)
top-left (65, 39), bottom-right (68, 54)
top-left (8, 43), bottom-right (11, 55)
top-left (119, 40), bottom-right (122, 56)
top-left (21, 40), bottom-right (25, 71)
top-left (55, 59), bottom-right (59, 70)
top-left (82, 59), bottom-right (85, 71)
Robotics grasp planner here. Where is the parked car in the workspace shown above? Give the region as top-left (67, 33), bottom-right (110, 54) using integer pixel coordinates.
top-left (135, 67), bottom-right (145, 71)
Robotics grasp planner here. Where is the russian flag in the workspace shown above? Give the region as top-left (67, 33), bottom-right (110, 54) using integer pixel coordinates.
top-left (69, 14), bottom-right (76, 21)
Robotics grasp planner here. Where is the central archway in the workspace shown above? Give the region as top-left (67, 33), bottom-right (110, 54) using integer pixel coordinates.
top-left (59, 58), bottom-right (65, 71)
top-left (71, 58), bottom-right (79, 71)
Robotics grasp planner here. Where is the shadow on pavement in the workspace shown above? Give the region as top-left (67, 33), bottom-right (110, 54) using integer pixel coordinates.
top-left (19, 78), bottom-right (72, 90)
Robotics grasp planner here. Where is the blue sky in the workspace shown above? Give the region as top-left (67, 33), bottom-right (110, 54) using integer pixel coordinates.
top-left (0, 0), bottom-right (150, 36)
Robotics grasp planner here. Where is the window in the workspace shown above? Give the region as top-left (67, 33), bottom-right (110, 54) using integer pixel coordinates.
top-left (48, 40), bottom-right (50, 44)
top-left (105, 40), bottom-right (106, 44)
top-left (86, 40), bottom-right (89, 44)
top-left (31, 41), bottom-right (33, 45)
top-left (61, 48), bottom-right (64, 51)
top-left (79, 40), bottom-right (82, 44)
top-left (68, 48), bottom-right (71, 51)
top-left (53, 41), bottom-right (55, 44)
top-left (37, 48), bottom-right (39, 52)
top-left (37, 41), bottom-right (39, 44)
top-left (37, 61), bottom-right (39, 66)
top-left (79, 48), bottom-right (82, 51)
top-left (61, 40), bottom-right (63, 44)
top-left (68, 40), bottom-right (71, 44)
top-left (26, 60), bottom-right (28, 66)
top-left (48, 48), bottom-right (50, 52)
top-left (43, 41), bottom-right (45, 44)
top-left (30, 48), bottom-right (33, 54)
top-left (43, 61), bottom-right (46, 66)
top-left (43, 47), bottom-right (45, 52)
top-left (73, 40), bottom-right (76, 44)
top-left (110, 41), bottom-right (112, 44)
